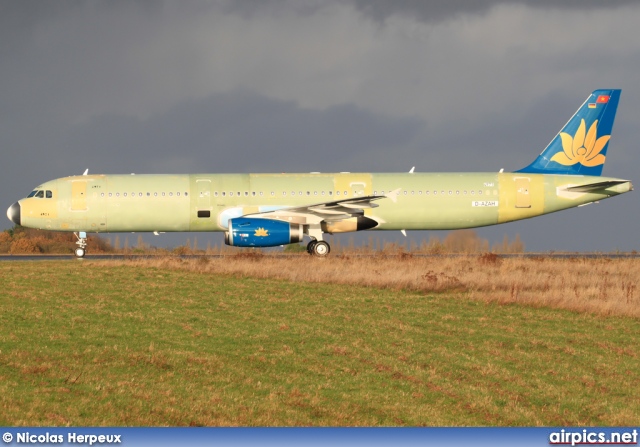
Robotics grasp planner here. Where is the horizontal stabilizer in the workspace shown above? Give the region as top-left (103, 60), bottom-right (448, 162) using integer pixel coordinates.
top-left (564, 180), bottom-right (627, 193)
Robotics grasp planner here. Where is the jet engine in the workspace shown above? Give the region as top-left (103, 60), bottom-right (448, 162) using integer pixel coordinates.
top-left (225, 217), bottom-right (303, 247)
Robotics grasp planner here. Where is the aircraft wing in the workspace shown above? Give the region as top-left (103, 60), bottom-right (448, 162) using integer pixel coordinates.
top-left (244, 189), bottom-right (400, 225)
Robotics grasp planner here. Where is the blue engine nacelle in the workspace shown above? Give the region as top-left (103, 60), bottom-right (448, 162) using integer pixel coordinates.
top-left (225, 217), bottom-right (303, 247)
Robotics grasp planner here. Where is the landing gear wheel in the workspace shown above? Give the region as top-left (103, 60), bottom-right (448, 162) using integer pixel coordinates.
top-left (307, 240), bottom-right (318, 254)
top-left (312, 241), bottom-right (330, 257)
top-left (75, 247), bottom-right (86, 258)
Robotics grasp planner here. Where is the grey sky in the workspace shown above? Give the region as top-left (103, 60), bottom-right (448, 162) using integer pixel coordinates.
top-left (2, 0), bottom-right (639, 251)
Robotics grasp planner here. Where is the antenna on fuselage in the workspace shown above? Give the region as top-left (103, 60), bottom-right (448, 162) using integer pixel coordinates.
top-left (82, 169), bottom-right (89, 175)
top-left (409, 167), bottom-right (415, 173)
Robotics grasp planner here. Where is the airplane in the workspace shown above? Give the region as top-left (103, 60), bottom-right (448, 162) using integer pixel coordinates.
top-left (6, 89), bottom-right (632, 258)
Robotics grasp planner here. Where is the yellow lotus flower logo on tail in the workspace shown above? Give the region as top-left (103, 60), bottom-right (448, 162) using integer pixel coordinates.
top-left (254, 228), bottom-right (269, 237)
top-left (550, 119), bottom-right (609, 167)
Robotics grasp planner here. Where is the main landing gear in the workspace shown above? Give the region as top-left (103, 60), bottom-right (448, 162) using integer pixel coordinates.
top-left (74, 232), bottom-right (87, 258)
top-left (306, 240), bottom-right (330, 257)
top-left (305, 226), bottom-right (330, 257)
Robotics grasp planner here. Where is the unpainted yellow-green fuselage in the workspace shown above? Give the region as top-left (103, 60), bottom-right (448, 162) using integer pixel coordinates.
top-left (18, 172), bottom-right (632, 234)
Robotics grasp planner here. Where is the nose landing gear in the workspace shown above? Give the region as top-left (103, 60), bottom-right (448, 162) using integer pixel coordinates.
top-left (74, 232), bottom-right (87, 258)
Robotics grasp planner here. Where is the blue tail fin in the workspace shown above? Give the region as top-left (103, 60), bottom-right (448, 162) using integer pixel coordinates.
top-left (517, 89), bottom-right (620, 176)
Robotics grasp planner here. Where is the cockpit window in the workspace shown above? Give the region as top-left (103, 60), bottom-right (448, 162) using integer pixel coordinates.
top-left (46, 190), bottom-right (52, 198)
top-left (35, 191), bottom-right (45, 198)
top-left (28, 190), bottom-right (38, 198)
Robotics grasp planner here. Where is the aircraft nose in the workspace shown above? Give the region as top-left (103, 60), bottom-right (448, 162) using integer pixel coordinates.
top-left (7, 202), bottom-right (21, 226)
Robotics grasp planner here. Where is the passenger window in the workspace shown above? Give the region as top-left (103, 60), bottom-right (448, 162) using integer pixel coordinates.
top-left (169, 192), bottom-right (173, 197)
top-left (109, 193), bottom-right (113, 197)
top-left (177, 192), bottom-right (180, 196)
top-left (252, 192), bottom-right (256, 196)
top-left (46, 191), bottom-right (53, 198)
top-left (124, 193), bottom-right (127, 197)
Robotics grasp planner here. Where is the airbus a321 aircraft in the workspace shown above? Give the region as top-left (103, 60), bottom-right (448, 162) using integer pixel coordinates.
top-left (6, 89), bottom-right (632, 257)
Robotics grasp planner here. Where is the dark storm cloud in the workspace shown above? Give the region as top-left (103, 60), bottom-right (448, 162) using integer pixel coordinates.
top-left (220, 0), bottom-right (638, 23)
top-left (347, 0), bottom-right (638, 23)
top-left (0, 0), bottom-right (158, 39)
top-left (56, 91), bottom-right (425, 175)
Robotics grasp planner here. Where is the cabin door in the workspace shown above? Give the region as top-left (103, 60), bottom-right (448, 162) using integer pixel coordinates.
top-left (515, 177), bottom-right (531, 208)
top-left (71, 180), bottom-right (87, 211)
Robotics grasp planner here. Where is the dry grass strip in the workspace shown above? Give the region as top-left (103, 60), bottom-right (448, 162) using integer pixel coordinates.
top-left (100, 253), bottom-right (640, 318)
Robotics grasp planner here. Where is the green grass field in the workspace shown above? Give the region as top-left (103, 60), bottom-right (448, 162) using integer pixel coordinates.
top-left (1, 260), bottom-right (639, 426)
